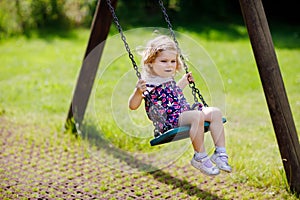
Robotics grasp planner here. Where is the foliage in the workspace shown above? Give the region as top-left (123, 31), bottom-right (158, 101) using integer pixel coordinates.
top-left (30, 0), bottom-right (67, 28)
top-left (1, 0), bottom-right (299, 40)
top-left (0, 0), bottom-right (97, 38)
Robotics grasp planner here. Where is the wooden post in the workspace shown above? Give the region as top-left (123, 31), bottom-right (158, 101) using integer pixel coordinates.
top-left (239, 0), bottom-right (300, 194)
top-left (65, 0), bottom-right (118, 131)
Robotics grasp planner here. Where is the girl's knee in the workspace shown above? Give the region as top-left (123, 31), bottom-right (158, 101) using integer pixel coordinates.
top-left (203, 107), bottom-right (222, 120)
top-left (186, 111), bottom-right (204, 123)
top-left (213, 108), bottom-right (223, 120)
top-left (193, 111), bottom-right (205, 122)
top-left (212, 107), bottom-right (222, 115)
top-left (188, 111), bottom-right (205, 131)
top-left (179, 110), bottom-right (204, 125)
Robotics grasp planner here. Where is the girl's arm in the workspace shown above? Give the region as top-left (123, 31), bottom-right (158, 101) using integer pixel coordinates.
top-left (177, 72), bottom-right (194, 90)
top-left (128, 79), bottom-right (147, 110)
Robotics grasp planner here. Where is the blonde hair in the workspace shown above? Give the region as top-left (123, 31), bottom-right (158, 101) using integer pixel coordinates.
top-left (141, 35), bottom-right (183, 77)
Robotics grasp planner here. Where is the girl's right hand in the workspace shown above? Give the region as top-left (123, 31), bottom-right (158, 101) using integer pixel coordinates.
top-left (136, 79), bottom-right (147, 94)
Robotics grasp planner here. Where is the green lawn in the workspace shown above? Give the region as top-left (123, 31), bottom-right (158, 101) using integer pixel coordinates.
top-left (0, 23), bottom-right (299, 199)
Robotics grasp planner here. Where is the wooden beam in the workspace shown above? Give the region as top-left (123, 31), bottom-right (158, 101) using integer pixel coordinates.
top-left (239, 0), bottom-right (300, 194)
top-left (65, 0), bottom-right (118, 131)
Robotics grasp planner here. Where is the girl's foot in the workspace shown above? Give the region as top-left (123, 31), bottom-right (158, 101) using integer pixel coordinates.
top-left (191, 156), bottom-right (220, 176)
top-left (210, 152), bottom-right (232, 173)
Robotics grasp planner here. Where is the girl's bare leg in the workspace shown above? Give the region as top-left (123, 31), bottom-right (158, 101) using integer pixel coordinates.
top-left (202, 107), bottom-right (232, 172)
top-left (202, 107), bottom-right (225, 147)
top-left (179, 110), bottom-right (220, 176)
top-left (179, 110), bottom-right (205, 152)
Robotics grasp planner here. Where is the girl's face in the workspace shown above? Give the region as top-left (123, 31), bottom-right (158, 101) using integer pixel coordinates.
top-left (151, 50), bottom-right (177, 78)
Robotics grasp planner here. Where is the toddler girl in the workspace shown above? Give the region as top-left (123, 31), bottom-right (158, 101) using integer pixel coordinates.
top-left (128, 35), bottom-right (232, 176)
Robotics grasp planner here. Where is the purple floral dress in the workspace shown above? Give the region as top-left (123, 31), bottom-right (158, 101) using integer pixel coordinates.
top-left (145, 80), bottom-right (203, 134)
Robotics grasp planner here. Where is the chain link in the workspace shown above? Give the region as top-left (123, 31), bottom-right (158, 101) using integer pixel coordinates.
top-left (106, 0), bottom-right (141, 79)
top-left (158, 0), bottom-right (208, 107)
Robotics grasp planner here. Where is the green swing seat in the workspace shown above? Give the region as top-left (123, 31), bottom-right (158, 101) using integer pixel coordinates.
top-left (150, 117), bottom-right (227, 146)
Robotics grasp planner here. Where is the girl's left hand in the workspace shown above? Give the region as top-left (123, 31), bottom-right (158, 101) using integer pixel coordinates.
top-left (185, 72), bottom-right (194, 83)
top-left (177, 72), bottom-right (194, 89)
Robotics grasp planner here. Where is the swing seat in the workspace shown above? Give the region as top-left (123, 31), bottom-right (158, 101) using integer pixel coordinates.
top-left (150, 117), bottom-right (227, 146)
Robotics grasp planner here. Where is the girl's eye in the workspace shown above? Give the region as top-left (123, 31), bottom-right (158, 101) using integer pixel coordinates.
top-left (160, 60), bottom-right (176, 63)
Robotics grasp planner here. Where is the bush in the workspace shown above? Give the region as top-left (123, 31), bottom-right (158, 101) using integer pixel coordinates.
top-left (30, 0), bottom-right (67, 28)
top-left (0, 1), bottom-right (25, 37)
top-left (0, 0), bottom-right (97, 39)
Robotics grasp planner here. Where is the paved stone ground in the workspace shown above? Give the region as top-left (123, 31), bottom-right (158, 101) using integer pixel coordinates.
top-left (0, 117), bottom-right (292, 199)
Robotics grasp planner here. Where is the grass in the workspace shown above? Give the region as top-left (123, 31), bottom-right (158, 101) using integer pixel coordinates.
top-left (0, 21), bottom-right (300, 199)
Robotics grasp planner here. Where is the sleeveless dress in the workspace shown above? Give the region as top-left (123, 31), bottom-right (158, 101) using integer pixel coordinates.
top-left (144, 80), bottom-right (203, 134)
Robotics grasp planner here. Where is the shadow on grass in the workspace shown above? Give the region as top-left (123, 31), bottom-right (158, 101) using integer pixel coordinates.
top-left (79, 122), bottom-right (224, 199)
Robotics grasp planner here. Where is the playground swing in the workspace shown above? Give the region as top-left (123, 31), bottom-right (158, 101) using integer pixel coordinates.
top-left (106, 0), bottom-right (226, 146)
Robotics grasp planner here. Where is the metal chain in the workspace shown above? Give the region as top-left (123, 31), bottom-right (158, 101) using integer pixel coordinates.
top-left (106, 0), bottom-right (141, 79)
top-left (158, 0), bottom-right (208, 107)
top-left (106, 0), bottom-right (170, 135)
